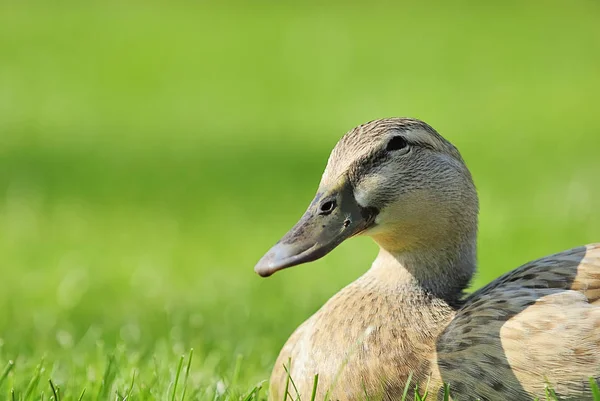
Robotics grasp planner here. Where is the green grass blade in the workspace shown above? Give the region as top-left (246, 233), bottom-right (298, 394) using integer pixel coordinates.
top-left (589, 377), bottom-right (600, 401)
top-left (180, 348), bottom-right (194, 401)
top-left (231, 354), bottom-right (243, 390)
top-left (96, 355), bottom-right (116, 401)
top-left (77, 388), bottom-right (86, 401)
top-left (49, 379), bottom-right (60, 401)
top-left (282, 359), bottom-right (291, 401)
top-left (413, 383), bottom-right (421, 401)
top-left (283, 363), bottom-right (300, 401)
top-left (125, 371), bottom-right (136, 400)
top-left (171, 355), bottom-right (185, 401)
top-left (241, 384), bottom-right (262, 401)
top-left (421, 375), bottom-right (431, 400)
top-left (0, 361), bottom-right (15, 388)
top-left (442, 383), bottom-right (450, 401)
top-left (254, 380), bottom-right (266, 401)
top-left (401, 372), bottom-right (413, 401)
top-left (309, 374), bottom-right (319, 401)
top-left (24, 359), bottom-right (45, 399)
top-left (544, 383), bottom-right (558, 401)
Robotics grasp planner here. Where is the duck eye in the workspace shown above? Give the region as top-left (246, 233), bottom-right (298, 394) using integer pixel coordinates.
top-left (386, 136), bottom-right (408, 151)
top-left (319, 200), bottom-right (336, 215)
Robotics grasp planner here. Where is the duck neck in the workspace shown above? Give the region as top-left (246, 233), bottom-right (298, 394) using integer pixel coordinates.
top-left (369, 234), bottom-right (477, 305)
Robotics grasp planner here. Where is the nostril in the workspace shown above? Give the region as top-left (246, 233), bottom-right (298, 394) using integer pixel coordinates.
top-left (319, 199), bottom-right (337, 215)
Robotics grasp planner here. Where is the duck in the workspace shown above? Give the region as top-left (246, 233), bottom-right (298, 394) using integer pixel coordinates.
top-left (254, 118), bottom-right (600, 401)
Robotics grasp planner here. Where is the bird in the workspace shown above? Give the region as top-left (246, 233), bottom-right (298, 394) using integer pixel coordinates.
top-left (254, 118), bottom-right (600, 401)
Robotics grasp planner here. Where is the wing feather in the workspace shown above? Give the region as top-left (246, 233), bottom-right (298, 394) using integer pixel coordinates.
top-left (435, 244), bottom-right (600, 400)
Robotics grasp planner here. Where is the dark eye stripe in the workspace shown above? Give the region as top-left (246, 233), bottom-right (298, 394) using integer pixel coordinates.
top-left (386, 136), bottom-right (408, 151)
top-left (348, 136), bottom-right (426, 183)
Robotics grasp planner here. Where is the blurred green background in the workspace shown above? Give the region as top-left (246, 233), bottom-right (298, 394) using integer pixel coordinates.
top-left (0, 0), bottom-right (599, 399)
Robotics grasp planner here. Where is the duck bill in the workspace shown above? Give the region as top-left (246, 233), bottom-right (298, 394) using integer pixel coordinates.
top-left (254, 181), bottom-right (377, 277)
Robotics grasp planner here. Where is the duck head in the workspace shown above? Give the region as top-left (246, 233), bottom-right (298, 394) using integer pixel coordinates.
top-left (254, 118), bottom-right (478, 278)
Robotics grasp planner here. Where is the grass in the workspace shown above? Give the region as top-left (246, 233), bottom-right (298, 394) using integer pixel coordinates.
top-left (0, 0), bottom-right (599, 399)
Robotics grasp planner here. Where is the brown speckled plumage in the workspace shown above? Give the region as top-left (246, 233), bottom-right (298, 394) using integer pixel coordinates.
top-left (258, 118), bottom-right (600, 401)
